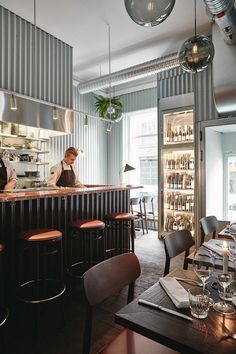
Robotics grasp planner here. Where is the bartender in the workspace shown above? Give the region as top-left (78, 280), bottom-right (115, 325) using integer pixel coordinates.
top-left (48, 147), bottom-right (86, 188)
top-left (0, 157), bottom-right (17, 190)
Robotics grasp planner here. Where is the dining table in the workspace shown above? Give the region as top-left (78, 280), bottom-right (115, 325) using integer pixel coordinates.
top-left (218, 227), bottom-right (235, 240)
top-left (115, 268), bottom-right (236, 354)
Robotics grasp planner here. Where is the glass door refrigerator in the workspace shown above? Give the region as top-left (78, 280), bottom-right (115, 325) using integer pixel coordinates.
top-left (158, 106), bottom-right (195, 239)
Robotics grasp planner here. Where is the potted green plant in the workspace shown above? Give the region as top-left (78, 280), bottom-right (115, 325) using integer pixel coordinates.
top-left (94, 94), bottom-right (123, 122)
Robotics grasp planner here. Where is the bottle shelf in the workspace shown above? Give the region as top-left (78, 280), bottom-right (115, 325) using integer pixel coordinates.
top-left (165, 188), bottom-right (194, 192)
top-left (164, 168), bottom-right (194, 173)
top-left (164, 208), bottom-right (194, 214)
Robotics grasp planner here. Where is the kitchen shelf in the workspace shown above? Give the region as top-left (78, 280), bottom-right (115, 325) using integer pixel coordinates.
top-left (0, 132), bottom-right (49, 142)
top-left (11, 161), bottom-right (49, 166)
top-left (0, 146), bottom-right (49, 154)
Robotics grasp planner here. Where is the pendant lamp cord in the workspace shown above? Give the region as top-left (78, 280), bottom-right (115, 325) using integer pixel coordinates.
top-left (194, 0), bottom-right (196, 39)
top-left (107, 23), bottom-right (111, 112)
top-left (34, 0), bottom-right (36, 26)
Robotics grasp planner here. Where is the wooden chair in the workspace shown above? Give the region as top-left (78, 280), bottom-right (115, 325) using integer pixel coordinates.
top-left (142, 196), bottom-right (158, 232)
top-left (163, 230), bottom-right (194, 276)
top-left (130, 197), bottom-right (145, 234)
top-left (199, 215), bottom-right (219, 246)
top-left (82, 253), bottom-right (179, 354)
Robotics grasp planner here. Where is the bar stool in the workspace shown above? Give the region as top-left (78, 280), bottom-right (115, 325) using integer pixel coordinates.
top-left (104, 213), bottom-right (135, 256)
top-left (16, 228), bottom-right (66, 335)
top-left (0, 244), bottom-right (9, 328)
top-left (68, 219), bottom-right (105, 279)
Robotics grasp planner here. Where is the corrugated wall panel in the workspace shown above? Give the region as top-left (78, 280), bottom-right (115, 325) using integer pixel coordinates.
top-left (48, 87), bottom-right (108, 185)
top-left (120, 87), bottom-right (157, 113)
top-left (0, 5), bottom-right (73, 108)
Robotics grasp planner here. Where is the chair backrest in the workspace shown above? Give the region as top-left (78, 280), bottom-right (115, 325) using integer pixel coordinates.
top-left (130, 197), bottom-right (141, 213)
top-left (163, 230), bottom-right (194, 276)
top-left (82, 253), bottom-right (141, 354)
top-left (199, 215), bottom-right (219, 245)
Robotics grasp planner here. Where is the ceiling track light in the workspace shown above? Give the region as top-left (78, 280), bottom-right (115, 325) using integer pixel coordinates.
top-left (106, 121), bottom-right (112, 132)
top-left (53, 106), bottom-right (59, 120)
top-left (10, 94), bottom-right (17, 110)
top-left (84, 114), bottom-right (88, 127)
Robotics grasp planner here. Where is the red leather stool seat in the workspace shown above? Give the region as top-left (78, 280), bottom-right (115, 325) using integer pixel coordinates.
top-left (105, 213), bottom-right (134, 221)
top-left (0, 244), bottom-right (4, 253)
top-left (70, 219), bottom-right (105, 230)
top-left (102, 329), bottom-right (179, 354)
top-left (18, 228), bottom-right (62, 242)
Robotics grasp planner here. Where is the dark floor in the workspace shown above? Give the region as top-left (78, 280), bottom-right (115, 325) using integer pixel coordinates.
top-left (2, 231), bottom-right (185, 354)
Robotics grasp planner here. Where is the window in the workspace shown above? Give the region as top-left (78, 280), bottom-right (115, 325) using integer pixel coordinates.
top-left (140, 158), bottom-right (157, 185)
top-left (126, 108), bottom-right (158, 214)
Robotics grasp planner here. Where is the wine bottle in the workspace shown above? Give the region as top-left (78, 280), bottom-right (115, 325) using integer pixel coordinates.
top-left (173, 218), bottom-right (178, 231)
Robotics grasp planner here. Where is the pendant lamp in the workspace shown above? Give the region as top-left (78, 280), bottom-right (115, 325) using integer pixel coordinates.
top-left (124, 0), bottom-right (176, 27)
top-left (179, 0), bottom-right (214, 74)
top-left (105, 24), bottom-right (123, 124)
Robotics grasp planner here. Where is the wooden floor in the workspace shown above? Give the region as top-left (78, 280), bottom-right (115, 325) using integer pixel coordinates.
top-left (2, 230), bottom-right (185, 354)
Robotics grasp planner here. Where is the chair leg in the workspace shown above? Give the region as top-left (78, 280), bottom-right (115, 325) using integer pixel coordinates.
top-left (130, 220), bottom-right (135, 253)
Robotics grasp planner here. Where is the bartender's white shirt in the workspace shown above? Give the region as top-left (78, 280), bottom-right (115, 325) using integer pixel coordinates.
top-left (0, 159), bottom-right (17, 182)
top-left (48, 160), bottom-right (80, 187)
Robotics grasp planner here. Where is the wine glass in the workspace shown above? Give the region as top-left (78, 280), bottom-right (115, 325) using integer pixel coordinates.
top-left (192, 251), bottom-right (212, 291)
top-left (212, 255), bottom-right (235, 315)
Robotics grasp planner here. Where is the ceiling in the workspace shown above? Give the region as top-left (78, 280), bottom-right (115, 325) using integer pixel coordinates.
top-left (0, 0), bottom-right (211, 85)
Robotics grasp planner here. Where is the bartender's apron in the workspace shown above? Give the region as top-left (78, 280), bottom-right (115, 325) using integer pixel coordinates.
top-left (56, 161), bottom-right (76, 187)
top-left (0, 158), bottom-right (7, 190)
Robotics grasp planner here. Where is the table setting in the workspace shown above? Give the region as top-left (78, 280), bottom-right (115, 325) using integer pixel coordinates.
top-left (115, 263), bottom-right (236, 353)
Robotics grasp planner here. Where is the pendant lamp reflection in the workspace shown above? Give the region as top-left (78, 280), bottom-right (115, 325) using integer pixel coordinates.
top-left (179, 0), bottom-right (214, 74)
top-left (53, 106), bottom-right (59, 120)
top-left (124, 0), bottom-right (176, 27)
top-left (10, 94), bottom-right (17, 110)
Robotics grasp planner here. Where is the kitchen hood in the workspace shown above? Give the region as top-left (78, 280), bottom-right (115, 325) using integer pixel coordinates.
top-left (0, 91), bottom-right (74, 134)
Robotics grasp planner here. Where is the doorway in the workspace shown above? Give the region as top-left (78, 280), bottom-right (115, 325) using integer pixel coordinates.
top-left (200, 118), bottom-right (236, 222)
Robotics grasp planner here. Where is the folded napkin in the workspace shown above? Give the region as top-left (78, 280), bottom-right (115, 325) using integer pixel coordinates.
top-left (202, 239), bottom-right (223, 256)
top-left (159, 277), bottom-right (189, 309)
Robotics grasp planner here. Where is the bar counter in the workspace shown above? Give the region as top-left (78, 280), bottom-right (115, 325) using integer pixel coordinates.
top-left (0, 184), bottom-right (142, 280)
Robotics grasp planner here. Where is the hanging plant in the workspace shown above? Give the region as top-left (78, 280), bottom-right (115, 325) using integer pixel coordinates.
top-left (94, 94), bottom-right (123, 122)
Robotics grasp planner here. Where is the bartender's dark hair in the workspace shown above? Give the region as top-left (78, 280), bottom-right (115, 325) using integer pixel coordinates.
top-left (65, 147), bottom-right (79, 157)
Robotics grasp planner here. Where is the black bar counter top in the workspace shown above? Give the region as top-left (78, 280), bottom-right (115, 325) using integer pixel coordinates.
top-left (0, 184), bottom-right (142, 202)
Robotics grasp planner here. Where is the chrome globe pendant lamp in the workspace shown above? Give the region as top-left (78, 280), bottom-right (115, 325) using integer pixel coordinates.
top-left (105, 24), bottom-right (123, 124)
top-left (179, 0), bottom-right (214, 74)
top-left (124, 0), bottom-right (176, 27)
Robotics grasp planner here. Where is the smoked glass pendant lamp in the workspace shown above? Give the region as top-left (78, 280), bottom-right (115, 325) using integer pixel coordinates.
top-left (179, 0), bottom-right (214, 74)
top-left (124, 0), bottom-right (176, 27)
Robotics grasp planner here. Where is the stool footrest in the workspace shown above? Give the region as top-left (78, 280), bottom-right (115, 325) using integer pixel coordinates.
top-left (0, 306), bottom-right (9, 327)
top-left (16, 278), bottom-right (66, 304)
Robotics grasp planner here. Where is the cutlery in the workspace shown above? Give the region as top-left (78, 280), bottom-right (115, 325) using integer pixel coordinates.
top-left (174, 277), bottom-right (203, 287)
top-left (138, 299), bottom-right (193, 322)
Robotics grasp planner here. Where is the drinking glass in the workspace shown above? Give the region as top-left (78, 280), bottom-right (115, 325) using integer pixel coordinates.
top-left (188, 287), bottom-right (211, 319)
top-left (212, 255), bottom-right (235, 315)
top-left (192, 251), bottom-right (212, 291)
